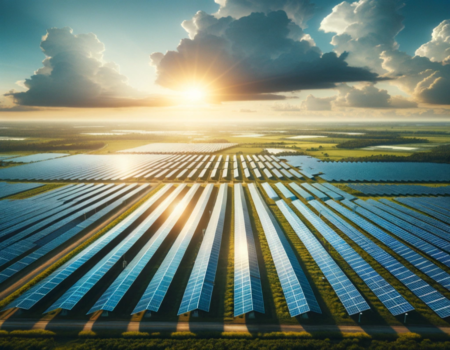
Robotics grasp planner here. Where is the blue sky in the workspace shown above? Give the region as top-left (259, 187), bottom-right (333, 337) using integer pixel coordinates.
top-left (1, 0), bottom-right (450, 119)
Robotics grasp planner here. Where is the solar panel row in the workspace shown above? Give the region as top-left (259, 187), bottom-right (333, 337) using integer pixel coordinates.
top-left (322, 200), bottom-right (450, 318)
top-left (247, 183), bottom-right (321, 317)
top-left (88, 184), bottom-right (198, 314)
top-left (132, 184), bottom-right (214, 314)
top-left (277, 200), bottom-right (370, 316)
top-left (303, 200), bottom-right (414, 316)
top-left (178, 184), bottom-right (228, 315)
top-left (234, 184), bottom-right (264, 317)
top-left (3, 184), bottom-right (173, 311)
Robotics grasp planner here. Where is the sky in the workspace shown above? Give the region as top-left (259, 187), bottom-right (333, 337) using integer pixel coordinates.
top-left (0, 0), bottom-right (450, 121)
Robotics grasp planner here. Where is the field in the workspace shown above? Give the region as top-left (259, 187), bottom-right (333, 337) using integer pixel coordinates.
top-left (1, 121), bottom-right (450, 345)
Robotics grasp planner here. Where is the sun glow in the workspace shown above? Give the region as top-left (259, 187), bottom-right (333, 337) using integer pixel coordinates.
top-left (183, 86), bottom-right (207, 103)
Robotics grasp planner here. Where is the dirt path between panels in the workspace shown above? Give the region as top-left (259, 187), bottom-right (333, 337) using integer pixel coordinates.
top-left (0, 184), bottom-right (156, 300)
top-left (2, 319), bottom-right (450, 337)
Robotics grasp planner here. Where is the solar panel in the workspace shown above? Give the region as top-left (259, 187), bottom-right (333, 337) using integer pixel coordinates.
top-left (283, 155), bottom-right (450, 182)
top-left (0, 184), bottom-right (133, 267)
top-left (233, 184), bottom-right (264, 317)
top-left (301, 200), bottom-right (414, 316)
top-left (289, 183), bottom-right (313, 201)
top-left (358, 199), bottom-right (450, 250)
top-left (3, 184), bottom-right (173, 312)
top-left (261, 183), bottom-right (279, 200)
top-left (247, 183), bottom-right (321, 317)
top-left (322, 200), bottom-right (450, 318)
top-left (395, 198), bottom-right (450, 225)
top-left (321, 183), bottom-right (355, 201)
top-left (345, 200), bottom-right (450, 269)
top-left (278, 200), bottom-right (370, 316)
top-left (253, 169), bottom-right (262, 179)
top-left (301, 183), bottom-right (329, 200)
top-left (380, 199), bottom-right (450, 233)
top-left (178, 184), bottom-right (228, 315)
top-left (0, 183), bottom-right (44, 199)
top-left (44, 185), bottom-right (186, 313)
top-left (132, 184), bottom-right (214, 314)
top-left (280, 169), bottom-right (294, 179)
top-left (312, 183), bottom-right (343, 200)
top-left (0, 185), bottom-right (150, 284)
top-left (274, 183), bottom-right (296, 200)
top-left (88, 184), bottom-right (199, 314)
top-left (369, 199), bottom-right (450, 242)
top-left (263, 169), bottom-right (273, 179)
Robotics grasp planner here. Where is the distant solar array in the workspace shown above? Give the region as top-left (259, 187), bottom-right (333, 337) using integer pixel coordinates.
top-left (284, 155), bottom-right (450, 182)
top-left (0, 154), bottom-right (172, 181)
top-left (0, 153), bottom-right (303, 181)
top-left (348, 184), bottom-right (450, 196)
top-left (0, 182), bottom-right (44, 199)
top-left (120, 143), bottom-right (237, 154)
top-left (4, 153), bottom-right (69, 163)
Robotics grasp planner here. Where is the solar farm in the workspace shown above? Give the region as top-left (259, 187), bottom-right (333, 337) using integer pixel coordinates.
top-left (1, 136), bottom-right (450, 339)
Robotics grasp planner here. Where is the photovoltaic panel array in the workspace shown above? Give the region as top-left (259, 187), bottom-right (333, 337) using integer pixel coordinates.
top-left (289, 183), bottom-right (313, 201)
top-left (178, 184), bottom-right (228, 315)
top-left (45, 184), bottom-right (186, 313)
top-left (321, 183), bottom-right (355, 201)
top-left (395, 198), bottom-right (450, 225)
top-left (275, 183), bottom-right (296, 200)
top-left (0, 184), bottom-right (150, 283)
top-left (3, 184), bottom-right (173, 311)
top-left (368, 199), bottom-right (450, 242)
top-left (301, 183), bottom-right (328, 200)
top-left (0, 154), bottom-right (173, 181)
top-left (344, 199), bottom-right (450, 269)
top-left (132, 184), bottom-right (213, 314)
top-left (88, 184), bottom-right (199, 314)
top-left (303, 200), bottom-right (414, 316)
top-left (277, 200), bottom-right (370, 316)
top-left (348, 184), bottom-right (450, 196)
top-left (234, 184), bottom-right (264, 317)
top-left (324, 200), bottom-right (450, 318)
top-left (358, 199), bottom-right (450, 248)
top-left (379, 199), bottom-right (450, 233)
top-left (248, 183), bottom-right (321, 317)
top-left (261, 183), bottom-right (279, 200)
top-left (0, 183), bottom-right (44, 199)
top-left (284, 155), bottom-right (450, 182)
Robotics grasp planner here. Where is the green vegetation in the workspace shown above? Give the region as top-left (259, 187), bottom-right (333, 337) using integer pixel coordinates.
top-left (336, 137), bottom-right (428, 149)
top-left (2, 332), bottom-right (450, 350)
top-left (0, 139), bottom-right (105, 152)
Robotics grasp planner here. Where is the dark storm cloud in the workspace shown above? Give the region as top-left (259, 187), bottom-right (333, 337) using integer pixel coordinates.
top-left (151, 11), bottom-right (380, 101)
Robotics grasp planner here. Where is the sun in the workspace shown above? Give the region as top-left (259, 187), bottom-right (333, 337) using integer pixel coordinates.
top-left (183, 87), bottom-right (206, 103)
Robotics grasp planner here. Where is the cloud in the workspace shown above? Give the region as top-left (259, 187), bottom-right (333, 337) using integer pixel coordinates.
top-left (322, 0), bottom-right (450, 105)
top-left (300, 95), bottom-right (334, 110)
top-left (7, 27), bottom-right (169, 108)
top-left (335, 83), bottom-right (417, 108)
top-left (214, 0), bottom-right (315, 28)
top-left (415, 20), bottom-right (450, 64)
top-left (151, 10), bottom-right (380, 102)
top-left (381, 49), bottom-right (450, 105)
top-left (320, 0), bottom-right (405, 74)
